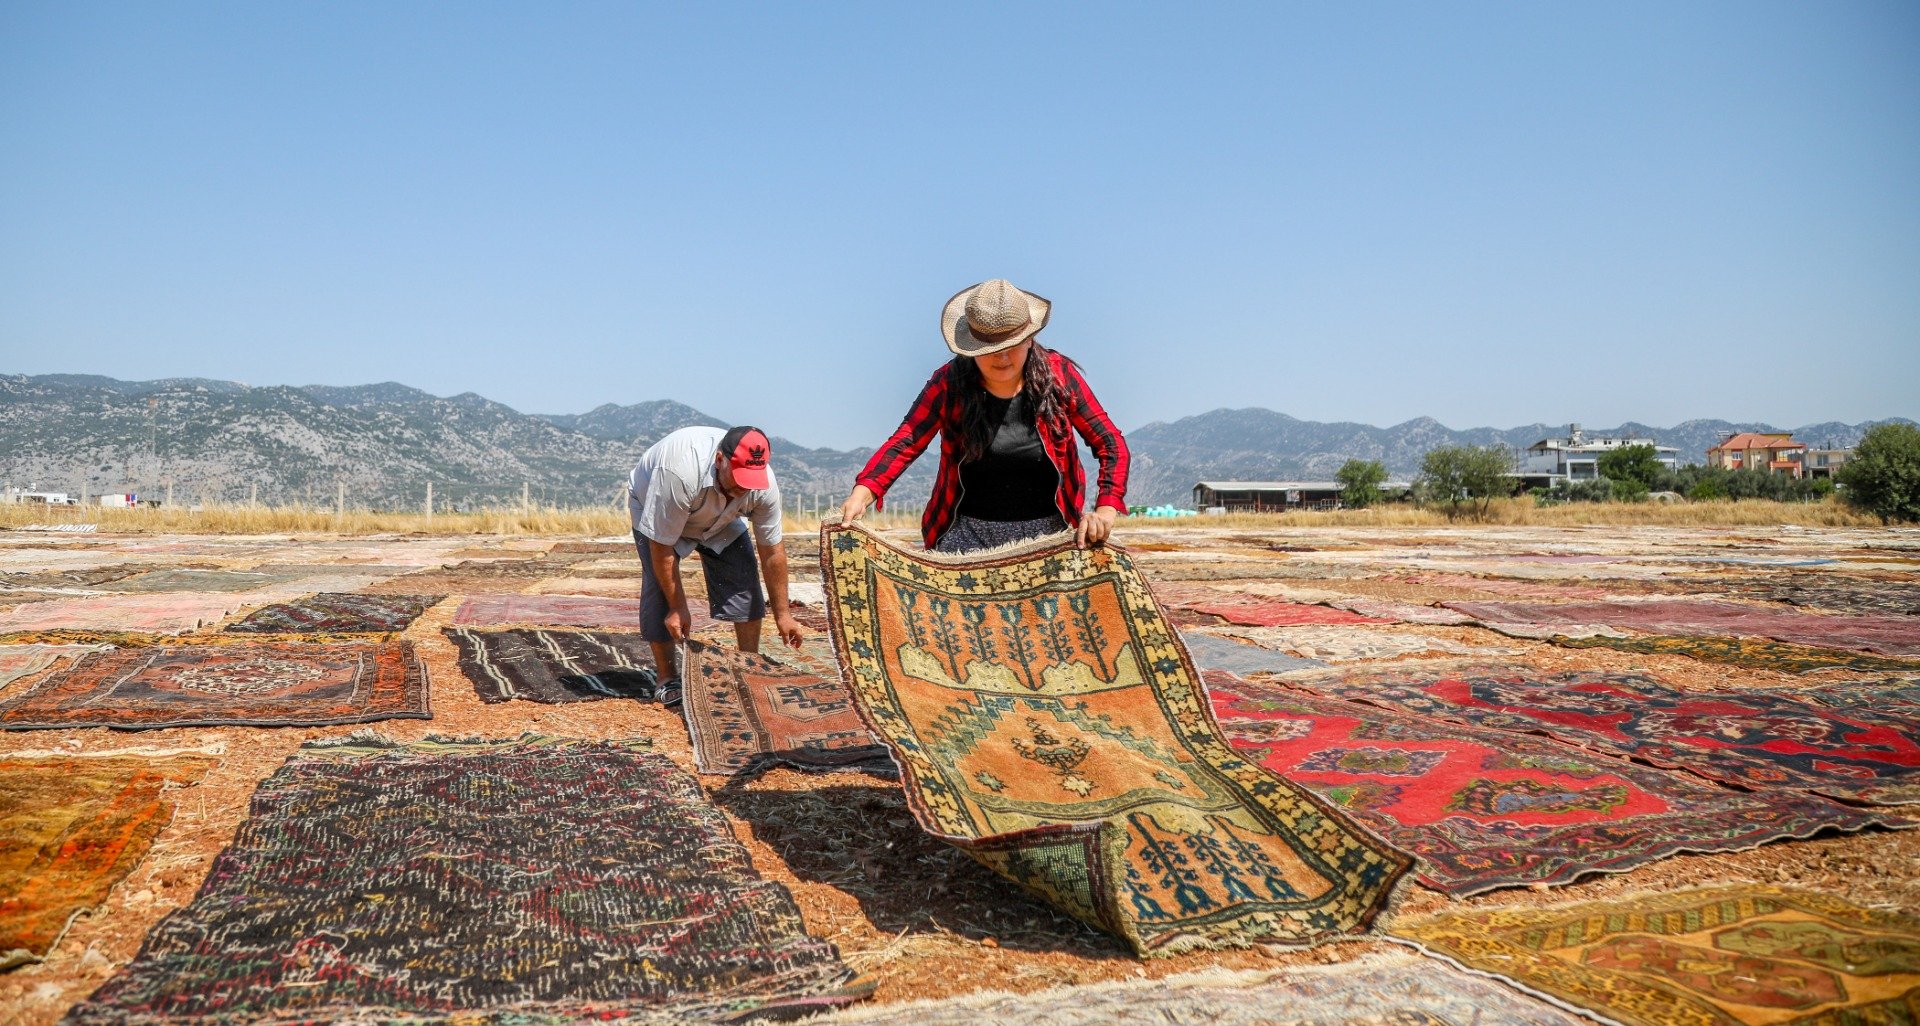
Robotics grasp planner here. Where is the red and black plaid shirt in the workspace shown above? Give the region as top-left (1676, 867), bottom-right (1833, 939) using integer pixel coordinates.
top-left (856, 348), bottom-right (1130, 549)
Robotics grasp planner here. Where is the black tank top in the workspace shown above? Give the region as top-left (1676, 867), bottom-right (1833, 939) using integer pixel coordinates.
top-left (956, 391), bottom-right (1059, 521)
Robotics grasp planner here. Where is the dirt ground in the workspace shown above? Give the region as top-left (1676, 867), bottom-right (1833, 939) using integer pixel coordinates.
top-left (3, 521), bottom-right (1918, 1023)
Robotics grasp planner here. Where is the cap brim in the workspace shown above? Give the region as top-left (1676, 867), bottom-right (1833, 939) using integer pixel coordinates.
top-left (730, 464), bottom-right (771, 490)
top-left (941, 283), bottom-right (1051, 357)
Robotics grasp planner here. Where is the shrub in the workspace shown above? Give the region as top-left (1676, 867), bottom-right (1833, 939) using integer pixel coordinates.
top-left (1417, 445), bottom-right (1514, 521)
top-left (1335, 459), bottom-right (1388, 509)
top-left (1596, 444), bottom-right (1662, 490)
top-left (1838, 422), bottom-right (1920, 523)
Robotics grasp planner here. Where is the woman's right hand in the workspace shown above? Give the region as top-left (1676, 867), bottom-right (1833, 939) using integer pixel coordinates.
top-left (839, 485), bottom-right (875, 523)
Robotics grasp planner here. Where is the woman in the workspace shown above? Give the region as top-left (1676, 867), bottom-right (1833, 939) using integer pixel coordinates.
top-left (839, 279), bottom-right (1130, 554)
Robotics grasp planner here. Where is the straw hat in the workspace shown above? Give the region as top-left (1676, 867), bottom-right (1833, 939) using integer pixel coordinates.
top-left (941, 279), bottom-right (1051, 357)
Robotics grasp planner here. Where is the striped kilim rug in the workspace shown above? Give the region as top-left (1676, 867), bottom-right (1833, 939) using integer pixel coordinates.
top-left (1206, 672), bottom-right (1904, 894)
top-left (820, 524), bottom-right (1410, 956)
top-left (1295, 664), bottom-right (1920, 806)
top-left (63, 735), bottom-right (872, 1025)
top-left (1394, 885), bottom-right (1920, 1026)
top-left (223, 592), bottom-right (442, 634)
top-left (1, 753), bottom-right (215, 969)
top-left (0, 641), bottom-right (429, 730)
top-left (446, 627), bottom-right (656, 703)
top-left (683, 637), bottom-right (891, 776)
top-left (799, 950), bottom-right (1587, 1025)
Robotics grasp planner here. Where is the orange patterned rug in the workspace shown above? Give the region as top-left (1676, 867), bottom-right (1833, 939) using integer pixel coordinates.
top-left (820, 524), bottom-right (1410, 956)
top-left (1, 753), bottom-right (215, 968)
top-left (1394, 884), bottom-right (1920, 1025)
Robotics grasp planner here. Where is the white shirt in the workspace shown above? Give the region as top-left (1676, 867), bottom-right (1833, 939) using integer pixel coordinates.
top-left (627, 426), bottom-right (782, 557)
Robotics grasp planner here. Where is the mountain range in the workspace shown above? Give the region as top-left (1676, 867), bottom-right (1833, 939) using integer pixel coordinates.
top-left (0, 373), bottom-right (1904, 509)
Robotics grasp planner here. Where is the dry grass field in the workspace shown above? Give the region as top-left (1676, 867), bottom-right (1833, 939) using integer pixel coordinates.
top-left (1, 515), bottom-right (1915, 1023)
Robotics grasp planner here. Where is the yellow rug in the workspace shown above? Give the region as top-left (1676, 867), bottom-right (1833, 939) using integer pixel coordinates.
top-left (1394, 884), bottom-right (1920, 1025)
top-left (820, 523), bottom-right (1409, 956)
top-left (1, 753), bottom-right (216, 968)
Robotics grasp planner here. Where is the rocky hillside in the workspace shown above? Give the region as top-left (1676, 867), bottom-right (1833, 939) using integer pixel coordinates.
top-left (0, 374), bottom-right (1901, 509)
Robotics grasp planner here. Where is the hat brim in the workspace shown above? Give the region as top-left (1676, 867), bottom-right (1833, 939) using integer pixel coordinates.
top-left (941, 283), bottom-right (1051, 357)
top-left (729, 463), bottom-right (771, 491)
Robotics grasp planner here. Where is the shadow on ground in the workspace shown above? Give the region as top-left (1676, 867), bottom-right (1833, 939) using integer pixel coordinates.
top-left (714, 782), bottom-right (1121, 957)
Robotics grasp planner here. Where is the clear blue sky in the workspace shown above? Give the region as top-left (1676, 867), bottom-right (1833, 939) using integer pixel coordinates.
top-left (3, 2), bottom-right (1915, 448)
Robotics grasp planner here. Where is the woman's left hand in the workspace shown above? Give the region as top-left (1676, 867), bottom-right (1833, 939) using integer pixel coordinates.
top-left (1075, 506), bottom-right (1119, 549)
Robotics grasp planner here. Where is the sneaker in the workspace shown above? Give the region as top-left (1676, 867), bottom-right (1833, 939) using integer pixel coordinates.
top-left (657, 677), bottom-right (683, 709)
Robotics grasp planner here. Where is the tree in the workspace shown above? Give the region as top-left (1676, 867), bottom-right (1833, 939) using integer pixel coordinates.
top-left (1335, 459), bottom-right (1388, 509)
top-left (1417, 445), bottom-right (1513, 520)
top-left (1839, 422), bottom-right (1920, 523)
top-left (1597, 444), bottom-right (1662, 491)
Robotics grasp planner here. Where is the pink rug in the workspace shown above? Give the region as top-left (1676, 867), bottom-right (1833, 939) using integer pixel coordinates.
top-left (450, 594), bottom-right (724, 632)
top-left (0, 594), bottom-right (244, 634)
top-left (1443, 599), bottom-right (1920, 657)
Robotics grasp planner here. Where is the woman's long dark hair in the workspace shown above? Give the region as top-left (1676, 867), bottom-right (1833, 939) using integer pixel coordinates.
top-left (947, 340), bottom-right (1070, 462)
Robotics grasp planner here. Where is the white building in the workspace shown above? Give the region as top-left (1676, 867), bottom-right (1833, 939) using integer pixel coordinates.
top-left (1513, 424), bottom-right (1679, 489)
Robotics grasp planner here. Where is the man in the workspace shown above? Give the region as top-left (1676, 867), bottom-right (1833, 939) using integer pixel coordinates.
top-left (628, 424), bottom-right (802, 707)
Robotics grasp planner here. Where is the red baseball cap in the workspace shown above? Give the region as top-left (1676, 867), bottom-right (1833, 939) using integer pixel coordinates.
top-left (720, 426), bottom-right (772, 490)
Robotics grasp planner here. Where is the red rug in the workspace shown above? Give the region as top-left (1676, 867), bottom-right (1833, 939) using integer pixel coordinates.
top-left (1292, 664), bottom-right (1920, 806)
top-left (1206, 671), bottom-right (1903, 894)
top-left (1443, 599), bottom-right (1920, 656)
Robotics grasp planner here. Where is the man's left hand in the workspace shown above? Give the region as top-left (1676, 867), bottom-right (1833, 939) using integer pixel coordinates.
top-left (1075, 507), bottom-right (1119, 549)
top-left (773, 612), bottom-right (804, 649)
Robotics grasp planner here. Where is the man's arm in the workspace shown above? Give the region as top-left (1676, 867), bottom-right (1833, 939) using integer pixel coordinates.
top-left (648, 538), bottom-right (691, 640)
top-left (758, 543), bottom-right (803, 648)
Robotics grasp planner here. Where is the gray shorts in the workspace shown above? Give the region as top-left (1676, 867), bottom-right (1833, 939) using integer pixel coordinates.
top-left (632, 529), bottom-right (766, 642)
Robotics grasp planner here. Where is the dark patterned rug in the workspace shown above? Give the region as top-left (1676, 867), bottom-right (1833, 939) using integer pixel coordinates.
top-left (1292, 664), bottom-right (1920, 806)
top-left (224, 592), bottom-right (442, 634)
top-left (1443, 598), bottom-right (1920, 656)
top-left (1206, 672), bottom-right (1903, 895)
top-left (62, 734), bottom-right (873, 1025)
top-left (0, 642), bottom-right (430, 730)
top-left (683, 638), bottom-right (891, 776)
top-left (446, 628), bottom-right (656, 703)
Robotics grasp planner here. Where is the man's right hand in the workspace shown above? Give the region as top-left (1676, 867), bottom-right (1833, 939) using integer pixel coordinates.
top-left (661, 602), bottom-right (692, 641)
top-left (839, 485), bottom-right (875, 523)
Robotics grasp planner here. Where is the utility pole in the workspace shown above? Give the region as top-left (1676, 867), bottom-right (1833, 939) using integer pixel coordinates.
top-left (336, 481), bottom-right (346, 521)
top-left (425, 482), bottom-right (433, 526)
top-left (249, 482), bottom-right (257, 508)
top-left (522, 481), bottom-right (530, 514)
top-left (165, 480), bottom-right (173, 509)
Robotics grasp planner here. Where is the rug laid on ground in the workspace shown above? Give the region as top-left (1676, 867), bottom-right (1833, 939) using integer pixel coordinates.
top-left (1444, 598), bottom-right (1920, 656)
top-left (223, 592), bottom-right (442, 634)
top-left (0, 641), bottom-right (429, 730)
top-left (0, 594), bottom-right (245, 635)
top-left (446, 627), bottom-right (656, 703)
top-left (0, 644), bottom-right (102, 690)
top-left (683, 637), bottom-right (891, 776)
top-left (1, 752), bottom-right (216, 969)
top-left (450, 593), bottom-right (647, 629)
top-left (1179, 596), bottom-right (1392, 628)
top-left (1801, 679), bottom-right (1920, 722)
top-left (819, 524), bottom-right (1411, 956)
top-left (112, 567), bottom-right (319, 594)
top-left (1392, 884), bottom-right (1920, 1026)
top-left (61, 734), bottom-right (871, 1024)
top-left (1178, 631), bottom-right (1327, 676)
top-left (797, 949), bottom-right (1587, 1025)
top-left (1294, 664), bottom-right (1920, 806)
top-left (1550, 632), bottom-right (1920, 674)
top-left (1214, 625), bottom-right (1509, 664)
top-left (1205, 672), bottom-right (1903, 895)
top-left (1325, 597), bottom-right (1478, 626)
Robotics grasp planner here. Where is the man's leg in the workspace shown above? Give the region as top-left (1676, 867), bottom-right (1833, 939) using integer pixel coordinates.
top-left (702, 532), bottom-right (768, 653)
top-left (633, 529), bottom-right (678, 688)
